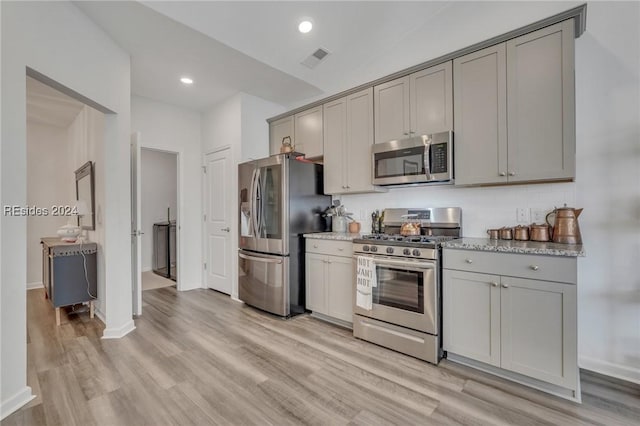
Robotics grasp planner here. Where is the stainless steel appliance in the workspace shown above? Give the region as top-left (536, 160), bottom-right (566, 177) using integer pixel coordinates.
top-left (238, 153), bottom-right (331, 317)
top-left (353, 207), bottom-right (462, 363)
top-left (372, 131), bottom-right (453, 186)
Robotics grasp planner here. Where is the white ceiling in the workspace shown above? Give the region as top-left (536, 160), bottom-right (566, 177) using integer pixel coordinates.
top-left (27, 76), bottom-right (85, 128)
top-left (74, 1), bottom-right (580, 111)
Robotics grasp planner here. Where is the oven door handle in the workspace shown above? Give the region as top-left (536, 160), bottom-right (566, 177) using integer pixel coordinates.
top-left (355, 256), bottom-right (436, 271)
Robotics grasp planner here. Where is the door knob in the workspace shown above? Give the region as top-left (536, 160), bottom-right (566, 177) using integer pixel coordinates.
top-left (221, 227), bottom-right (230, 232)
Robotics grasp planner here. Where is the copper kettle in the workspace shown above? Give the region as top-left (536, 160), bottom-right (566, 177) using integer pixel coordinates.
top-left (546, 206), bottom-right (583, 244)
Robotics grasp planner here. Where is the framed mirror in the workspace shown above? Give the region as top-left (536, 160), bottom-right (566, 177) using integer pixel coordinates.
top-left (75, 161), bottom-right (95, 230)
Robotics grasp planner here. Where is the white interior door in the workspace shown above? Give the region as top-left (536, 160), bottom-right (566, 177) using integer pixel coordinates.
top-left (130, 132), bottom-right (142, 316)
top-left (205, 149), bottom-right (232, 294)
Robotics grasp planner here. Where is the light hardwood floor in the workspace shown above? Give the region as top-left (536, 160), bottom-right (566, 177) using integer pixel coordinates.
top-left (3, 287), bottom-right (639, 425)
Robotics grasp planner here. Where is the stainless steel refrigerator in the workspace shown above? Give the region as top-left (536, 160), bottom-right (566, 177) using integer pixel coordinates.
top-left (238, 153), bottom-right (331, 317)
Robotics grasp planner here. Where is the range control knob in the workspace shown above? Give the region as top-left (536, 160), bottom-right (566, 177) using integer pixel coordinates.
top-left (362, 245), bottom-right (370, 252)
top-left (412, 249), bottom-right (421, 256)
top-left (386, 247), bottom-right (394, 254)
top-left (403, 248), bottom-right (411, 255)
top-left (370, 246), bottom-right (378, 253)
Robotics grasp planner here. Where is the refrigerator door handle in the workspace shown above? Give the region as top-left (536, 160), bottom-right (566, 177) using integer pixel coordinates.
top-left (255, 168), bottom-right (263, 237)
top-left (239, 252), bottom-right (283, 264)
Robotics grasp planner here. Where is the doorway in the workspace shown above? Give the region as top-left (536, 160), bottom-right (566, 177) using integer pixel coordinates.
top-left (140, 148), bottom-right (179, 293)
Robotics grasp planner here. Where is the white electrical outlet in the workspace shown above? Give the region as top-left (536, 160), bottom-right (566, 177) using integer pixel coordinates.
top-left (530, 208), bottom-right (547, 224)
top-left (516, 208), bottom-right (530, 223)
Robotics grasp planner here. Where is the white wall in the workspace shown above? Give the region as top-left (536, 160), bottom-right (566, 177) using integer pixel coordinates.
top-left (26, 122), bottom-right (72, 286)
top-left (1, 1), bottom-right (131, 418)
top-left (131, 96), bottom-right (202, 290)
top-left (240, 93), bottom-right (285, 161)
top-left (140, 149), bottom-right (177, 272)
top-left (339, 2), bottom-right (640, 383)
top-left (202, 92), bottom-right (285, 299)
top-left (67, 106), bottom-right (107, 314)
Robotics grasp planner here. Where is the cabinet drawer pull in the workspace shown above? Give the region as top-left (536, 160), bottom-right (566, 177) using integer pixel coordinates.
top-left (508, 171), bottom-right (516, 176)
top-left (338, 248), bottom-right (344, 251)
top-left (499, 172), bottom-right (506, 177)
top-left (313, 244), bottom-right (318, 248)
top-left (490, 282), bottom-right (499, 287)
top-left (502, 284), bottom-right (509, 288)
top-left (465, 259), bottom-right (473, 264)
top-left (530, 265), bottom-right (539, 271)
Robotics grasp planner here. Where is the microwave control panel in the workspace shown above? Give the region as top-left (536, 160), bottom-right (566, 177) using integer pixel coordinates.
top-left (431, 143), bottom-right (448, 174)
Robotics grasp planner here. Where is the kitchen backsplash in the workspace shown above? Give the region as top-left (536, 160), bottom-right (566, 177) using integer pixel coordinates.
top-left (335, 181), bottom-right (577, 237)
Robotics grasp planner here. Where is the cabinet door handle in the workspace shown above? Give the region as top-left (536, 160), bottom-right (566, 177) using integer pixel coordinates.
top-left (490, 282), bottom-right (499, 287)
top-left (465, 259), bottom-right (473, 264)
top-left (502, 284), bottom-right (509, 288)
top-left (508, 171), bottom-right (516, 176)
top-left (529, 265), bottom-right (539, 271)
top-left (499, 172), bottom-right (506, 177)
top-left (313, 244), bottom-right (318, 248)
top-left (403, 132), bottom-right (409, 136)
top-left (338, 248), bottom-right (344, 251)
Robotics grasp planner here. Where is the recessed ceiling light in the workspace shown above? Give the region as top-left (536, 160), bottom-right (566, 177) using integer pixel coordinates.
top-left (298, 20), bottom-right (313, 34)
top-left (180, 77), bottom-right (193, 85)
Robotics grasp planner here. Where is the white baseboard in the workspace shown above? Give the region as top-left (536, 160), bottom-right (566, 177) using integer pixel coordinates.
top-left (26, 281), bottom-right (42, 290)
top-left (101, 319), bottom-right (136, 339)
top-left (580, 356), bottom-right (640, 385)
top-left (1, 386), bottom-right (35, 420)
top-left (94, 306), bottom-right (106, 324)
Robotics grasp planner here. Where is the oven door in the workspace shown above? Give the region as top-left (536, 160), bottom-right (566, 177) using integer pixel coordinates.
top-left (354, 255), bottom-right (438, 334)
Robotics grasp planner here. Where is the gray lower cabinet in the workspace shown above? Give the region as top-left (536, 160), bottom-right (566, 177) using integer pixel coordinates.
top-left (443, 248), bottom-right (579, 400)
top-left (453, 19), bottom-right (575, 185)
top-left (305, 239), bottom-right (353, 325)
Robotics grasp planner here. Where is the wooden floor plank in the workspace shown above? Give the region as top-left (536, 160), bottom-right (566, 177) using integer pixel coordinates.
top-left (4, 287), bottom-right (639, 426)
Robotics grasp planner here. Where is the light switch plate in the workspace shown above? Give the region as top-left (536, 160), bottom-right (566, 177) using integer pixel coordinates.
top-left (530, 208), bottom-right (547, 224)
top-left (517, 208), bottom-right (530, 223)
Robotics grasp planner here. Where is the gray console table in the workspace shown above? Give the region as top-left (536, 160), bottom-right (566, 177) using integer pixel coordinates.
top-left (41, 237), bottom-right (98, 325)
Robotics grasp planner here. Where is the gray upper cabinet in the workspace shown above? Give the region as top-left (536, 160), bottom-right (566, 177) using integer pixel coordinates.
top-left (294, 106), bottom-right (323, 159)
top-left (323, 88), bottom-right (385, 195)
top-left (269, 115), bottom-right (294, 156)
top-left (453, 44), bottom-right (508, 185)
top-left (374, 76), bottom-right (410, 143)
top-left (375, 62), bottom-right (453, 144)
top-left (454, 19), bottom-right (575, 186)
top-left (506, 20), bottom-right (575, 182)
top-left (410, 61), bottom-right (453, 136)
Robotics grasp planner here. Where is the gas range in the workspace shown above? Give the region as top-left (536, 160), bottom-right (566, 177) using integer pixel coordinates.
top-left (353, 235), bottom-right (458, 259)
top-left (352, 207), bottom-right (462, 364)
top-left (353, 208), bottom-right (462, 260)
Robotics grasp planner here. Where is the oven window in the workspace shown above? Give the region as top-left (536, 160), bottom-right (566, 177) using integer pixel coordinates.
top-left (373, 266), bottom-right (424, 313)
top-left (374, 146), bottom-right (425, 179)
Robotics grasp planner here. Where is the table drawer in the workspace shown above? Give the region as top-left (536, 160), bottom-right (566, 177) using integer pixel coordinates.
top-left (443, 249), bottom-right (576, 284)
top-left (306, 239), bottom-right (352, 257)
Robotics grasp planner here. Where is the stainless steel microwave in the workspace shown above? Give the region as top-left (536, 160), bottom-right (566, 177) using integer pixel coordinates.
top-left (372, 131), bottom-right (453, 186)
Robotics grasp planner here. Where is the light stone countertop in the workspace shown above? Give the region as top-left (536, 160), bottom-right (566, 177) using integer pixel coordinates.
top-left (303, 232), bottom-right (363, 241)
top-left (442, 237), bottom-right (585, 257)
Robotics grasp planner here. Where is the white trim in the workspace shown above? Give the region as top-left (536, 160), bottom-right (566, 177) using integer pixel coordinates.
top-left (580, 356), bottom-right (640, 385)
top-left (230, 296), bottom-right (244, 304)
top-left (26, 281), bottom-right (43, 290)
top-left (1, 386), bottom-right (35, 420)
top-left (101, 319), bottom-right (136, 339)
top-left (94, 306), bottom-right (106, 324)
top-left (204, 144), bottom-right (232, 155)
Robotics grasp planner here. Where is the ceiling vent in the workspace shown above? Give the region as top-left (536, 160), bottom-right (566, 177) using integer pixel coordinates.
top-left (301, 48), bottom-right (331, 69)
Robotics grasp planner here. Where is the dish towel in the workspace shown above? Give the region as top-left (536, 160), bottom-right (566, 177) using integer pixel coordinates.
top-left (356, 256), bottom-right (376, 310)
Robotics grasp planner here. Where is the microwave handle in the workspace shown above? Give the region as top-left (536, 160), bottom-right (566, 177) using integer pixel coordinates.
top-left (424, 138), bottom-right (432, 180)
